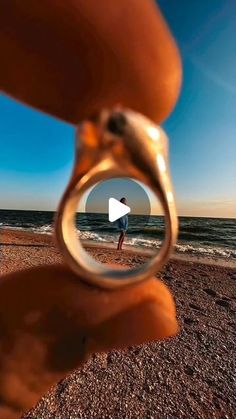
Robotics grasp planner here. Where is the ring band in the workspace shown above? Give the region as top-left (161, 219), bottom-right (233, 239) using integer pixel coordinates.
top-left (56, 108), bottom-right (178, 289)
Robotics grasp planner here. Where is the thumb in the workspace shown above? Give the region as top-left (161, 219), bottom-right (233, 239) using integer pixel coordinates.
top-left (0, 265), bottom-right (178, 416)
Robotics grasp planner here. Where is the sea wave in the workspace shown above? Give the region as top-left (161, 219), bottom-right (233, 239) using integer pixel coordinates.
top-left (1, 222), bottom-right (235, 260)
top-left (175, 243), bottom-right (236, 259)
top-left (36, 224), bottom-right (53, 234)
top-left (77, 231), bottom-right (236, 260)
top-left (1, 224), bottom-right (53, 235)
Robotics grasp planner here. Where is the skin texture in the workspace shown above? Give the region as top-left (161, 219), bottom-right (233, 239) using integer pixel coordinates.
top-left (0, 265), bottom-right (178, 418)
top-left (117, 231), bottom-right (126, 250)
top-left (0, 1), bottom-right (182, 417)
top-left (0, 0), bottom-right (182, 124)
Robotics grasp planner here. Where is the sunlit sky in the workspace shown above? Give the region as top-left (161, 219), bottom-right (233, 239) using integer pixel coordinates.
top-left (0, 0), bottom-right (235, 217)
top-left (81, 179), bottom-right (152, 215)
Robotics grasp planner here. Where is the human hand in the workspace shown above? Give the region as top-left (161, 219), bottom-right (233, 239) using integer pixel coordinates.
top-left (0, 0), bottom-right (181, 124)
top-left (0, 1), bottom-right (182, 417)
top-left (0, 264), bottom-right (178, 418)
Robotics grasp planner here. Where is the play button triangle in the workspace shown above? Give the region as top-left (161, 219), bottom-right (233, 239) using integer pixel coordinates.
top-left (108, 198), bottom-right (131, 222)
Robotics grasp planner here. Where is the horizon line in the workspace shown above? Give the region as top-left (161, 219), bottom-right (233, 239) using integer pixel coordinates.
top-left (0, 207), bottom-right (235, 220)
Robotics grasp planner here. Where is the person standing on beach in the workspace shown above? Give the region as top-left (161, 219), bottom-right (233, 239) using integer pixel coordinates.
top-left (117, 197), bottom-right (128, 250)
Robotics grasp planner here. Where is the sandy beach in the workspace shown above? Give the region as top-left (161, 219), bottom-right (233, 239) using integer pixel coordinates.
top-left (1, 229), bottom-right (236, 418)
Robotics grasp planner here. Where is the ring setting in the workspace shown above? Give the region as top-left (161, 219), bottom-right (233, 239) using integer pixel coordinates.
top-left (56, 108), bottom-right (178, 289)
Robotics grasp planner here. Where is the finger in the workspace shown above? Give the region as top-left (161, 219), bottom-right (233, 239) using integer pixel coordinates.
top-left (0, 264), bottom-right (178, 415)
top-left (88, 279), bottom-right (178, 352)
top-left (0, 406), bottom-right (19, 419)
top-left (0, 0), bottom-right (181, 123)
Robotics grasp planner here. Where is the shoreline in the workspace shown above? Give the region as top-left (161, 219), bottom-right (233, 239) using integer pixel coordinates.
top-left (1, 228), bottom-right (236, 270)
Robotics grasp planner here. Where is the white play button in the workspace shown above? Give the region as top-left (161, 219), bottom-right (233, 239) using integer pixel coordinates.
top-left (108, 198), bottom-right (131, 222)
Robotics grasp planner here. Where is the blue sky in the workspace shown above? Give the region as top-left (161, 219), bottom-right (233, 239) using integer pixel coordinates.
top-left (0, 0), bottom-right (235, 217)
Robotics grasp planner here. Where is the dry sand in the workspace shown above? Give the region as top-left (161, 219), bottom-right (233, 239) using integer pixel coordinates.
top-left (1, 229), bottom-right (236, 418)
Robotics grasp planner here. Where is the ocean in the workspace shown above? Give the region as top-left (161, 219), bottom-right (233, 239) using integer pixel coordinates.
top-left (0, 209), bottom-right (235, 260)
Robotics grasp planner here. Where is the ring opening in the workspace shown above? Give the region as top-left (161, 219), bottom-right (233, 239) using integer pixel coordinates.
top-left (72, 177), bottom-right (167, 280)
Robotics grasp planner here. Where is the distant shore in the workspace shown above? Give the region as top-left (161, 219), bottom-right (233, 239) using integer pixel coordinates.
top-left (1, 228), bottom-right (236, 418)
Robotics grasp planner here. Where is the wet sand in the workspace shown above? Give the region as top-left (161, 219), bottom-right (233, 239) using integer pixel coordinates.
top-left (1, 229), bottom-right (236, 418)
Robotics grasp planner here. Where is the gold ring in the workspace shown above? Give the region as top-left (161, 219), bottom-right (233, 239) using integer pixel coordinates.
top-left (55, 108), bottom-right (178, 289)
